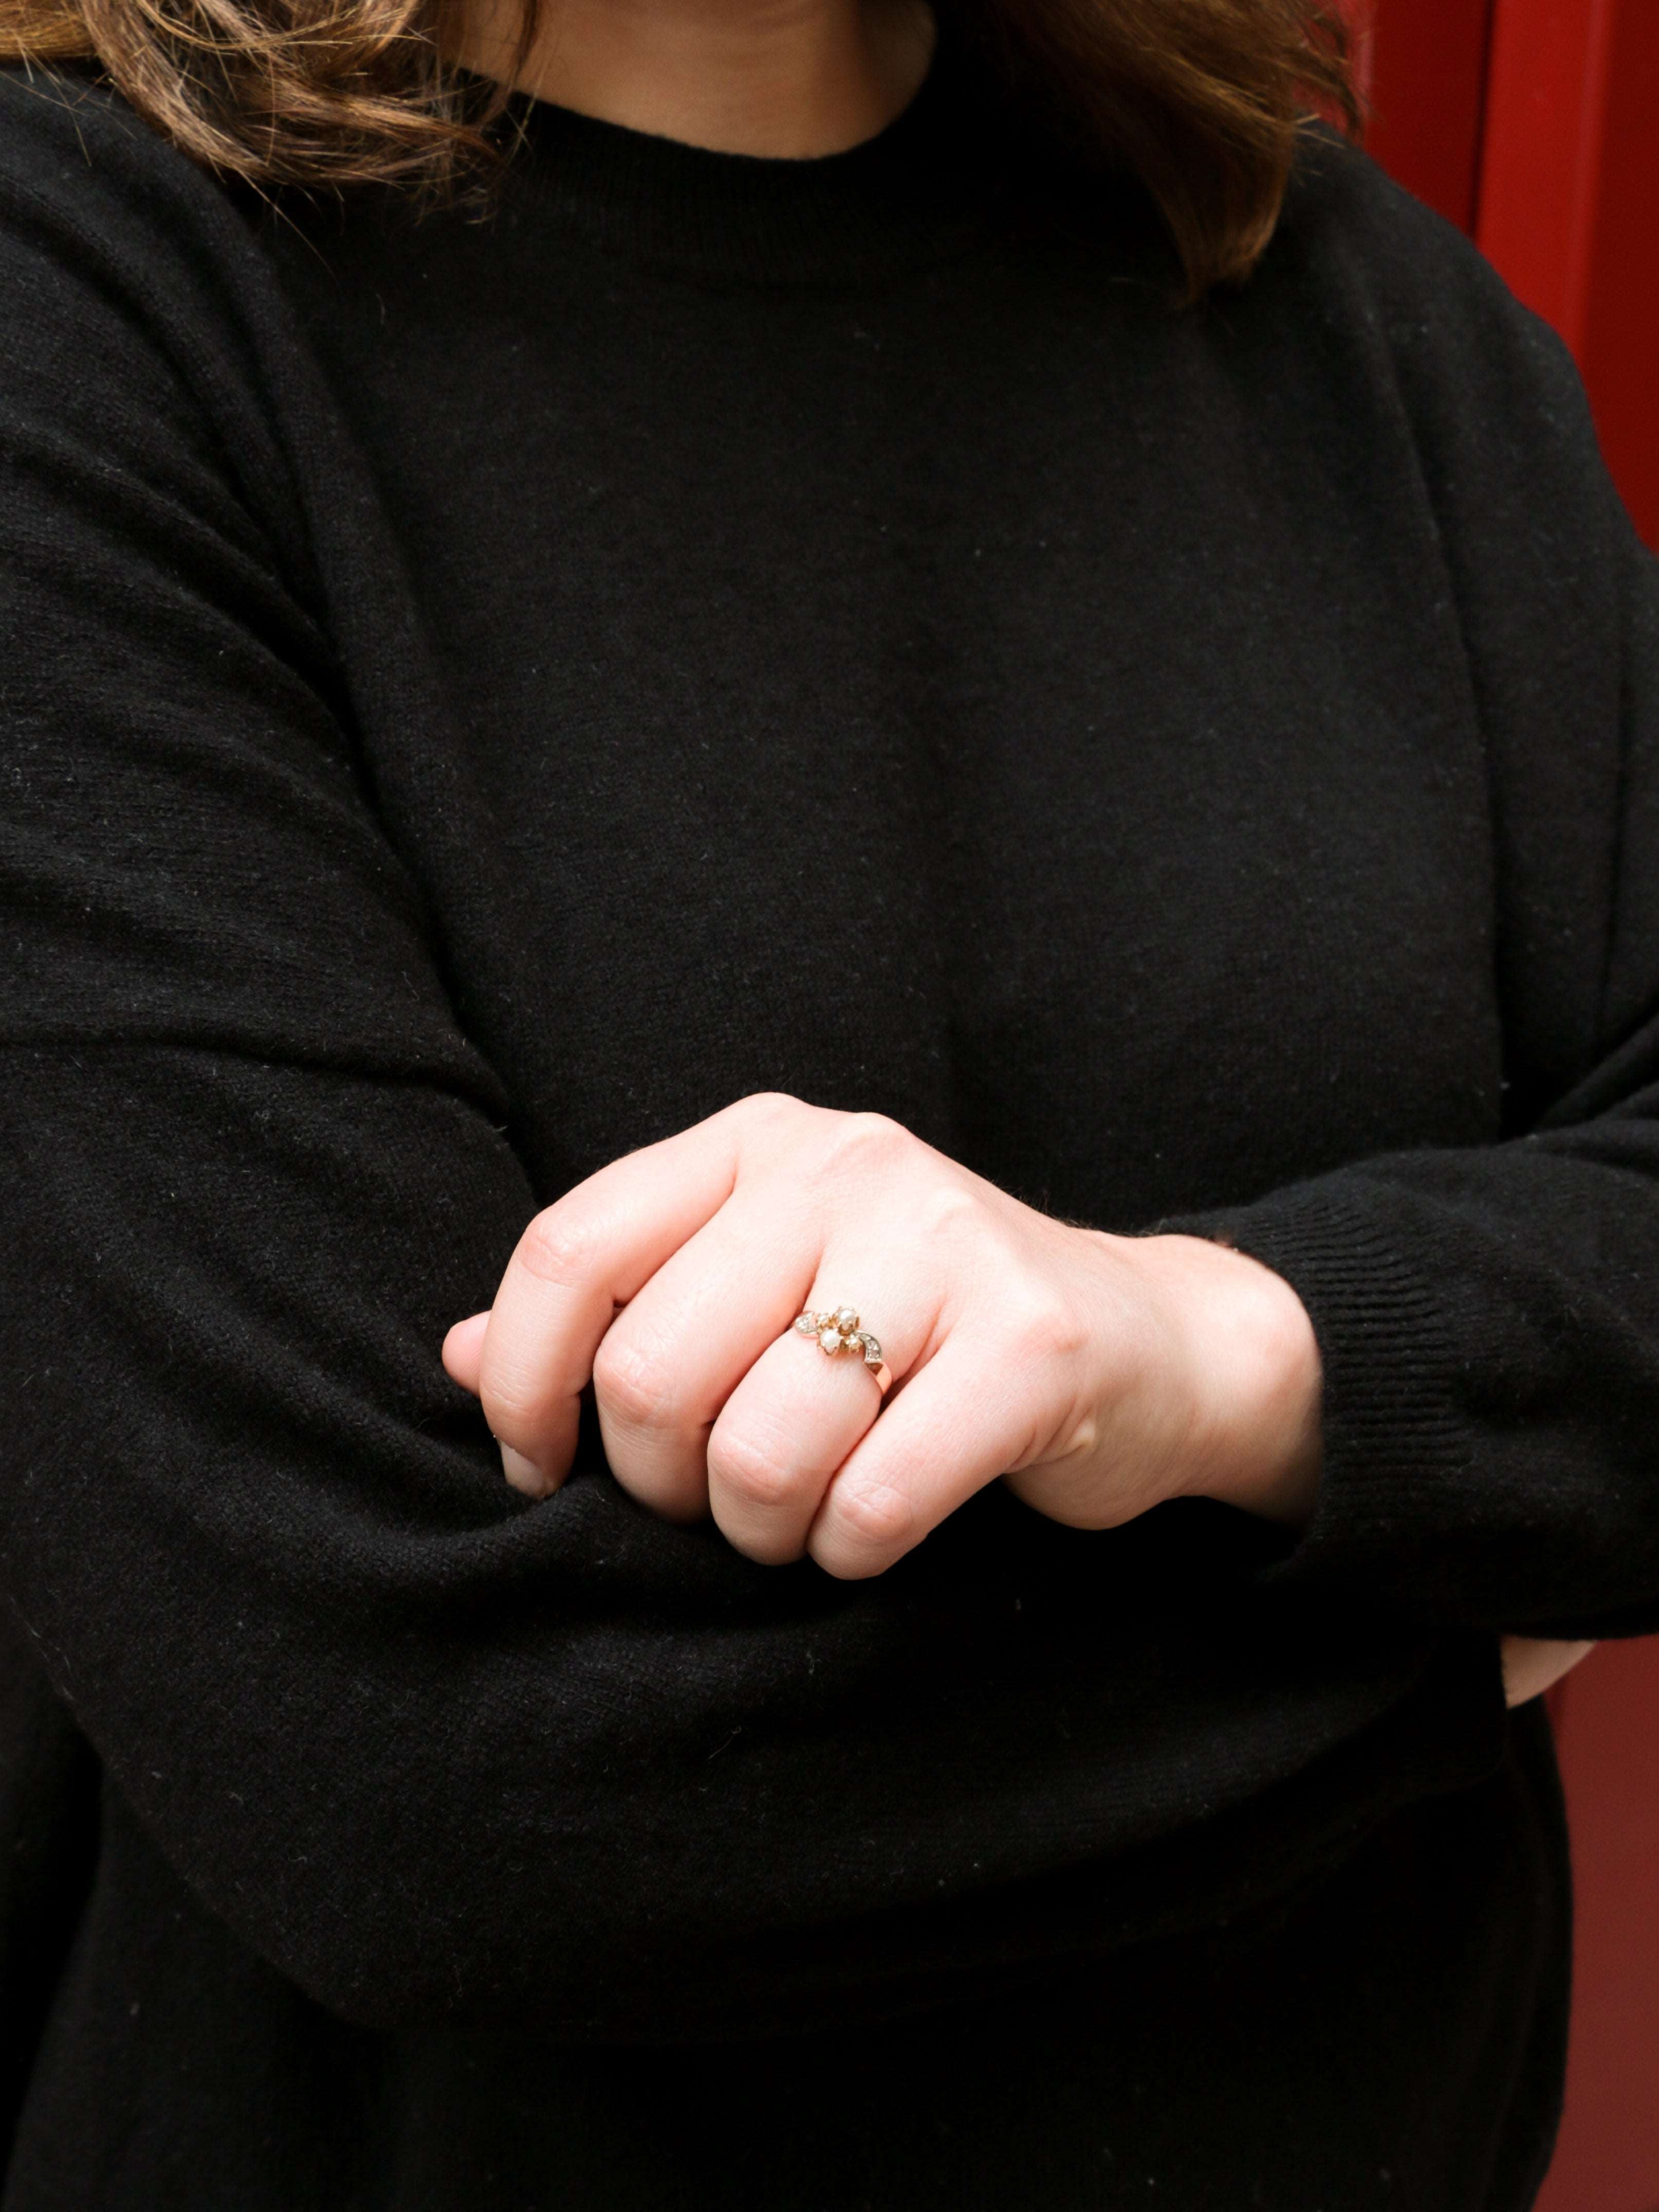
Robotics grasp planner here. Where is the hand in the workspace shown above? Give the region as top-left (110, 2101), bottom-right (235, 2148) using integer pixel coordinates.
top-left (1499, 1635), bottom-right (1595, 1707)
top-left (443, 1094), bottom-right (1324, 1579)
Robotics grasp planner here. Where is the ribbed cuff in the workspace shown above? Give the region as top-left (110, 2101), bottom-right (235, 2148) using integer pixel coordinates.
top-left (1160, 1179), bottom-right (1476, 1605)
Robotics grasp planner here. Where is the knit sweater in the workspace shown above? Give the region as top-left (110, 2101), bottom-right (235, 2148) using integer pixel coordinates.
top-left (1, 34), bottom-right (1655, 2209)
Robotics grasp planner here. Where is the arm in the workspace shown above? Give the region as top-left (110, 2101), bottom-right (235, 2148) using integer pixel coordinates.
top-left (439, 179), bottom-right (1659, 1656)
top-left (1167, 216), bottom-right (1659, 1643)
top-left (2, 76), bottom-right (1499, 2040)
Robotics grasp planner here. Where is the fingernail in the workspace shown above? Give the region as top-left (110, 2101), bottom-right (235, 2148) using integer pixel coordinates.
top-left (501, 1444), bottom-right (555, 1498)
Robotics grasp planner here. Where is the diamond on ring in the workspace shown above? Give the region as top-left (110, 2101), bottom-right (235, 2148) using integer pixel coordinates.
top-left (792, 1306), bottom-right (883, 1369)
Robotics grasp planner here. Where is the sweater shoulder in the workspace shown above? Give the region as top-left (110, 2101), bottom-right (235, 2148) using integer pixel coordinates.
top-left (0, 62), bottom-right (260, 278)
top-left (0, 63), bottom-right (327, 602)
top-left (1270, 127), bottom-right (1512, 319)
top-left (1263, 127), bottom-right (1595, 440)
top-left (1255, 127), bottom-right (1628, 570)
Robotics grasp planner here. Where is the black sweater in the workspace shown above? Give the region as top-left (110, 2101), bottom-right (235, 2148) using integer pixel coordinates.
top-left (1, 36), bottom-right (1656, 2211)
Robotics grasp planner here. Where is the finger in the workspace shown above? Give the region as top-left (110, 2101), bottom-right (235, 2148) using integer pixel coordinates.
top-left (588, 1175), bottom-right (823, 1521)
top-left (442, 1311), bottom-right (489, 1394)
top-left (477, 1105), bottom-right (758, 1496)
top-left (705, 1281), bottom-right (938, 1565)
top-left (806, 1336), bottom-right (1034, 1579)
top-left (446, 1305), bottom-right (546, 1496)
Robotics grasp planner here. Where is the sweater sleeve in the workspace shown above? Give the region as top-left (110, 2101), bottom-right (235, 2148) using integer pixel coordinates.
top-left (1, 71), bottom-right (1513, 2038)
top-left (1176, 157), bottom-right (1659, 1641)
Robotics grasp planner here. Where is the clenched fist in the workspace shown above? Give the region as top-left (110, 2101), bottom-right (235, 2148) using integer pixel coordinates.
top-left (443, 1093), bottom-right (1324, 1578)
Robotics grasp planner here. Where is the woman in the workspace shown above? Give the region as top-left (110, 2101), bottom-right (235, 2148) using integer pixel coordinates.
top-left (0, 0), bottom-right (1651, 2197)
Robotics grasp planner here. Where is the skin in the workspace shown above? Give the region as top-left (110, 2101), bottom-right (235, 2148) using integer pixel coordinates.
top-left (451, 0), bottom-right (938, 157)
top-left (440, 0), bottom-right (1594, 1705)
top-left (444, 1095), bottom-right (1323, 1566)
top-left (441, 1102), bottom-right (1589, 1701)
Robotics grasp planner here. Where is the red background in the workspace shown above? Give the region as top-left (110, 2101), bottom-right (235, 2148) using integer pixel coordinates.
top-left (1355, 3), bottom-right (1659, 2201)
top-left (1363, 0), bottom-right (1658, 551)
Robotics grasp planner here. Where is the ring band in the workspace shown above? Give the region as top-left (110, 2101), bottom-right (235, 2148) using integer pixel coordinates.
top-left (792, 1304), bottom-right (884, 1370)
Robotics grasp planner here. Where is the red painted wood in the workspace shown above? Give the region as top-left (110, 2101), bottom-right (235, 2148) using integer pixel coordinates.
top-left (1360, 0), bottom-right (1497, 231)
top-left (1478, 0), bottom-right (1618, 351)
top-left (1575, 0), bottom-right (1659, 546)
top-left (1477, 0), bottom-right (1659, 545)
top-left (1532, 1641), bottom-right (1659, 2212)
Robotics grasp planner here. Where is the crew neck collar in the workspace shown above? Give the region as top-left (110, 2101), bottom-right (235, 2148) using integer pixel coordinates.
top-left (496, 26), bottom-right (1011, 286)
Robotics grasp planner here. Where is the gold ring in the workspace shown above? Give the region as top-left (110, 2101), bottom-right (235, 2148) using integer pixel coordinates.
top-left (791, 1305), bottom-right (884, 1370)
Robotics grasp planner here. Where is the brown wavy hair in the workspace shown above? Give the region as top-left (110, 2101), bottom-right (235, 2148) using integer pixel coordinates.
top-left (0, 0), bottom-right (1359, 294)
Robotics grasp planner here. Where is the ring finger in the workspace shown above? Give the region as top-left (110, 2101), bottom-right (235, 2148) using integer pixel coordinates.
top-left (706, 1266), bottom-right (944, 1564)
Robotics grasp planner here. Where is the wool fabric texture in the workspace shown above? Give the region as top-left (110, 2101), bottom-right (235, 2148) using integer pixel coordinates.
top-left (1, 36), bottom-right (1656, 2210)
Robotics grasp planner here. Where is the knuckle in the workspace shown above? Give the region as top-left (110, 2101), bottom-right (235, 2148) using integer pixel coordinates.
top-left (820, 1110), bottom-right (914, 1182)
top-left (736, 1089), bottom-right (805, 1127)
top-left (592, 1334), bottom-right (681, 1432)
top-left (827, 1477), bottom-right (916, 1557)
top-left (707, 1426), bottom-right (805, 1515)
top-left (515, 1205), bottom-right (600, 1290)
top-left (1000, 1277), bottom-right (1087, 1366)
top-left (726, 1092), bottom-right (812, 1173)
top-left (919, 1176), bottom-right (991, 1246)
top-left (477, 1369), bottom-right (552, 1442)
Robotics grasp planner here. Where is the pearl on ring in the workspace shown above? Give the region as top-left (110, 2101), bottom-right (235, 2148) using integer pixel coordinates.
top-left (792, 1306), bottom-right (883, 1369)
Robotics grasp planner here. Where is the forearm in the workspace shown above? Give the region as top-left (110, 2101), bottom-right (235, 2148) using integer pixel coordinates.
top-left (1163, 1109), bottom-right (1659, 1636)
top-left (5, 1048), bottom-right (1496, 2034)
